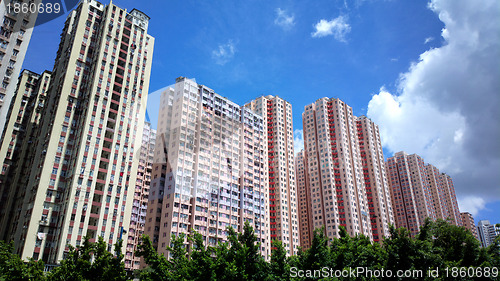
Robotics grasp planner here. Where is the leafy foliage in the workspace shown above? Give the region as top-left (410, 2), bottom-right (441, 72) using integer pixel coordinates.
top-left (49, 236), bottom-right (127, 281)
top-left (1, 219), bottom-right (499, 280)
top-left (0, 241), bottom-right (46, 281)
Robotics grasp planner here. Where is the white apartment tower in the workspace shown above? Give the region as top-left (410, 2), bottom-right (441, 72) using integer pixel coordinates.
top-left (0, 0), bottom-right (154, 263)
top-left (0, 69), bottom-right (51, 239)
top-left (0, 0), bottom-right (41, 136)
top-left (145, 77), bottom-right (270, 259)
top-left (245, 96), bottom-right (299, 255)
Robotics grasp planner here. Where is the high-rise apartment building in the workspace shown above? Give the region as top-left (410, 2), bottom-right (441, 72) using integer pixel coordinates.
top-left (245, 96), bottom-right (299, 255)
top-left (124, 121), bottom-right (155, 270)
top-left (386, 152), bottom-right (438, 236)
top-left (0, 0), bottom-right (154, 263)
top-left (432, 168), bottom-right (462, 226)
top-left (460, 212), bottom-right (478, 240)
top-left (386, 152), bottom-right (461, 236)
top-left (295, 149), bottom-right (312, 249)
top-left (0, 69), bottom-right (50, 239)
top-left (298, 98), bottom-right (375, 243)
top-left (145, 77), bottom-right (270, 259)
top-left (477, 220), bottom-right (500, 248)
top-left (0, 0), bottom-right (40, 135)
top-left (355, 116), bottom-right (394, 242)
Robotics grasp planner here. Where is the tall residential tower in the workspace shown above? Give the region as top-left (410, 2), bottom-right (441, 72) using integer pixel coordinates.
top-left (297, 98), bottom-right (394, 245)
top-left (125, 121), bottom-right (156, 270)
top-left (144, 77), bottom-right (270, 259)
top-left (0, 0), bottom-right (40, 135)
top-left (355, 116), bottom-right (394, 242)
top-left (0, 0), bottom-right (154, 263)
top-left (245, 96), bottom-right (299, 255)
top-left (0, 69), bottom-right (51, 239)
top-left (386, 152), bottom-right (461, 236)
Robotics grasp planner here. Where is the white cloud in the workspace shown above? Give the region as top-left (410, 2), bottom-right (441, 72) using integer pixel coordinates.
top-left (424, 36), bottom-right (434, 44)
top-left (212, 40), bottom-right (236, 65)
top-left (311, 16), bottom-right (351, 41)
top-left (293, 129), bottom-right (304, 156)
top-left (458, 195), bottom-right (486, 217)
top-left (367, 0), bottom-right (500, 204)
top-left (274, 8), bottom-right (295, 30)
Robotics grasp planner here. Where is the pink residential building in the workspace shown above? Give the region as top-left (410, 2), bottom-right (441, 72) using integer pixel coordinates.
top-left (245, 96), bottom-right (299, 255)
top-left (297, 98), bottom-right (394, 246)
top-left (386, 152), bottom-right (462, 236)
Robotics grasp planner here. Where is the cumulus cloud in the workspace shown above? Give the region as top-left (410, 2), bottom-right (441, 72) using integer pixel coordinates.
top-left (458, 196), bottom-right (486, 217)
top-left (293, 129), bottom-right (304, 156)
top-left (274, 8), bottom-right (295, 30)
top-left (311, 16), bottom-right (351, 41)
top-left (424, 36), bottom-right (434, 44)
top-left (367, 0), bottom-right (500, 213)
top-left (212, 40), bottom-right (236, 65)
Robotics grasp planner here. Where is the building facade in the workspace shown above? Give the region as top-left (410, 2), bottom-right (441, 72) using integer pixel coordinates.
top-left (355, 116), bottom-right (394, 242)
top-left (124, 121), bottom-right (156, 270)
top-left (0, 69), bottom-right (50, 239)
top-left (245, 96), bottom-right (298, 255)
top-left (386, 152), bottom-right (461, 236)
top-left (298, 98), bottom-right (378, 244)
top-left (295, 149), bottom-right (312, 249)
top-left (460, 212), bottom-right (478, 240)
top-left (477, 220), bottom-right (500, 248)
top-left (0, 0), bottom-right (154, 263)
top-left (144, 77), bottom-right (270, 259)
top-left (0, 0), bottom-right (40, 136)
top-left (385, 152), bottom-right (422, 236)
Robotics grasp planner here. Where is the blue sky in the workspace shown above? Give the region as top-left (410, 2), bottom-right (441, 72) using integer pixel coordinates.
top-left (23, 0), bottom-right (500, 225)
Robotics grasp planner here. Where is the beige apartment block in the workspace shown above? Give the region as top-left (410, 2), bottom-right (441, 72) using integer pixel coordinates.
top-left (0, 0), bottom-right (154, 264)
top-left (124, 121), bottom-right (155, 270)
top-left (0, 69), bottom-right (50, 239)
top-left (145, 77), bottom-right (270, 260)
top-left (295, 149), bottom-right (312, 249)
top-left (300, 98), bottom-right (372, 243)
top-left (245, 95), bottom-right (299, 255)
top-left (460, 212), bottom-right (478, 240)
top-left (386, 152), bottom-right (461, 236)
top-left (0, 0), bottom-right (41, 136)
top-left (355, 116), bottom-right (394, 242)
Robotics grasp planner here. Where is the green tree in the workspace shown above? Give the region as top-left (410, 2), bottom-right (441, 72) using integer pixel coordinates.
top-left (49, 236), bottom-right (128, 281)
top-left (486, 235), bottom-right (500, 267)
top-left (226, 222), bottom-right (267, 281)
top-left (136, 234), bottom-right (189, 281)
top-left (428, 219), bottom-right (481, 267)
top-left (384, 225), bottom-right (440, 280)
top-left (299, 227), bottom-right (329, 280)
top-left (211, 240), bottom-right (238, 281)
top-left (187, 231), bottom-right (214, 281)
top-left (267, 240), bottom-right (290, 281)
top-left (328, 227), bottom-right (386, 281)
top-left (0, 240), bottom-right (46, 281)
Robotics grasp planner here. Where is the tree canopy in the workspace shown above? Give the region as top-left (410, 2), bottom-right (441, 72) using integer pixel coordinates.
top-left (1, 219), bottom-right (499, 280)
